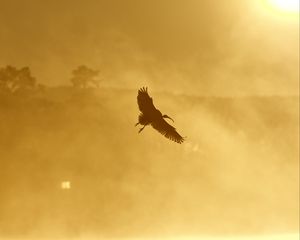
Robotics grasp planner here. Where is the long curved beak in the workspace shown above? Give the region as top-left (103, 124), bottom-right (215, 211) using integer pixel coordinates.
top-left (163, 115), bottom-right (174, 122)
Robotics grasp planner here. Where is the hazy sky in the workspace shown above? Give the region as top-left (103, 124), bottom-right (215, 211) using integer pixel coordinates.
top-left (0, 0), bottom-right (299, 95)
top-left (0, 1), bottom-right (299, 238)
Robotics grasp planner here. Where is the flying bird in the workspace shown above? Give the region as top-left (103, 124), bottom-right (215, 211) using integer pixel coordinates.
top-left (135, 87), bottom-right (185, 144)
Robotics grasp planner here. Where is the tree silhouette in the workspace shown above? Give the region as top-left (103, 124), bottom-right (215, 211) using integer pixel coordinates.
top-left (0, 65), bottom-right (36, 92)
top-left (0, 65), bottom-right (18, 91)
top-left (12, 67), bottom-right (36, 91)
top-left (70, 65), bottom-right (99, 88)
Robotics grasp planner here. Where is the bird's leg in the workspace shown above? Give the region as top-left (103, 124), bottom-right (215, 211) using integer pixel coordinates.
top-left (138, 125), bottom-right (146, 133)
top-left (135, 122), bottom-right (139, 127)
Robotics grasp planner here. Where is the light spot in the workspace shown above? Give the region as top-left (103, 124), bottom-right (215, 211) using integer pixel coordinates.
top-left (268, 0), bottom-right (299, 13)
top-left (61, 181), bottom-right (71, 189)
top-left (193, 144), bottom-right (199, 152)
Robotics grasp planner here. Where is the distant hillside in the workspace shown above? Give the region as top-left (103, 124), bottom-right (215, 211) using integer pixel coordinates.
top-left (0, 87), bottom-right (299, 238)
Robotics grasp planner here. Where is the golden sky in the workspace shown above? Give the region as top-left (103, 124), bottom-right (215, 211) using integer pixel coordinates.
top-left (0, 2), bottom-right (299, 239)
top-left (0, 0), bottom-right (298, 95)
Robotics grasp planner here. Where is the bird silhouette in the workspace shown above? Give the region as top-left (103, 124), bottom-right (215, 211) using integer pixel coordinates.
top-left (135, 87), bottom-right (185, 144)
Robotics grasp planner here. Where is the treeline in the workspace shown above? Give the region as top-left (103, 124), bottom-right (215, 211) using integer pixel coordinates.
top-left (0, 65), bottom-right (100, 93)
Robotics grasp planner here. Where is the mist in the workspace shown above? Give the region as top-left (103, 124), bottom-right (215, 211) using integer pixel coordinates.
top-left (0, 0), bottom-right (299, 239)
top-left (0, 0), bottom-right (298, 95)
top-left (0, 88), bottom-right (298, 238)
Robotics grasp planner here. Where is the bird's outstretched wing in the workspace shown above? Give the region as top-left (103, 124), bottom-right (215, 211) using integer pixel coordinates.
top-left (137, 87), bottom-right (156, 113)
top-left (151, 118), bottom-right (185, 144)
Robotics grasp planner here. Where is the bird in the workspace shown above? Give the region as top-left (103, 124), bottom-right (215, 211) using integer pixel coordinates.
top-left (135, 87), bottom-right (185, 144)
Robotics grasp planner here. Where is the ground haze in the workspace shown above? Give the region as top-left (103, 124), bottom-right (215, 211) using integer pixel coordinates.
top-left (0, 88), bottom-right (298, 238)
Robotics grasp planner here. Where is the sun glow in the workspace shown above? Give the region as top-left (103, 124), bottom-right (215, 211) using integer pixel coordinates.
top-left (267, 0), bottom-right (299, 13)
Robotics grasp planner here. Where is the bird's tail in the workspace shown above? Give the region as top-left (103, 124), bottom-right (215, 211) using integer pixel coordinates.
top-left (138, 113), bottom-right (149, 125)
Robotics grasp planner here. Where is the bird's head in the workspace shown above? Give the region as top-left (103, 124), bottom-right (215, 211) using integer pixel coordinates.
top-left (162, 114), bottom-right (174, 122)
